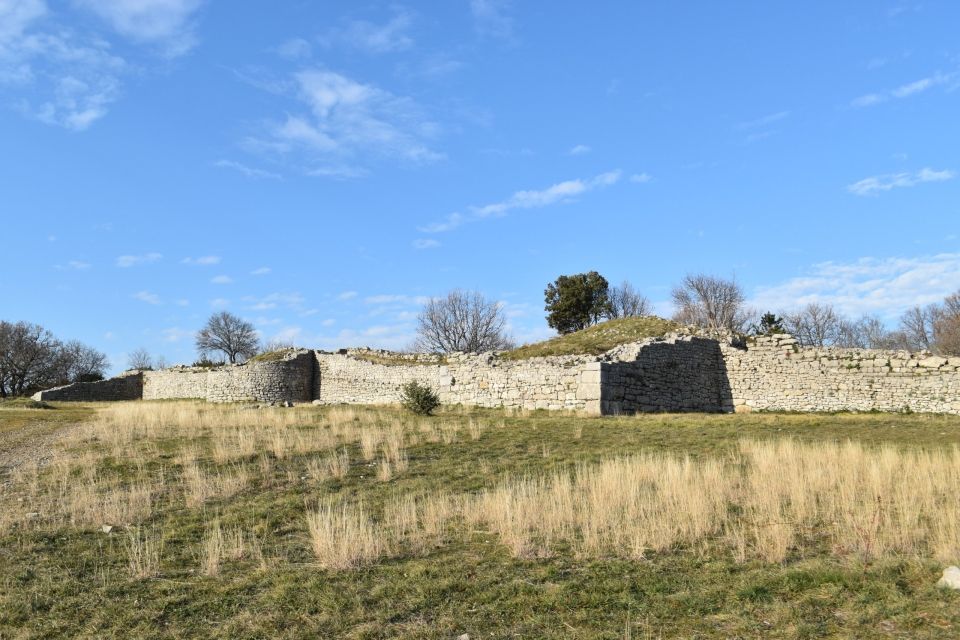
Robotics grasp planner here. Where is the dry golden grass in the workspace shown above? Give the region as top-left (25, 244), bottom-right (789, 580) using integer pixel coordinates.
top-left (306, 500), bottom-right (384, 569)
top-left (8, 400), bottom-right (960, 580)
top-left (125, 527), bottom-right (162, 579)
top-left (301, 437), bottom-right (960, 569)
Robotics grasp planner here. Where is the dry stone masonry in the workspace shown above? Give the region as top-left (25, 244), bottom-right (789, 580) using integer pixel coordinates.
top-left (32, 332), bottom-right (960, 415)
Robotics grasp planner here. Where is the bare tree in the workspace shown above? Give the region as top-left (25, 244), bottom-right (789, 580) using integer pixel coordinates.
top-left (899, 305), bottom-right (936, 351)
top-left (196, 312), bottom-right (260, 364)
top-left (934, 292), bottom-right (960, 355)
top-left (127, 348), bottom-right (154, 370)
top-left (607, 281), bottom-right (652, 319)
top-left (61, 340), bottom-right (109, 382)
top-left (671, 274), bottom-right (747, 332)
top-left (783, 303), bottom-right (841, 347)
top-left (262, 339), bottom-right (297, 353)
top-left (415, 289), bottom-right (513, 353)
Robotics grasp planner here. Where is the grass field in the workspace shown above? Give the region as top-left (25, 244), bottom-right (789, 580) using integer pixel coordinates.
top-left (2, 402), bottom-right (960, 638)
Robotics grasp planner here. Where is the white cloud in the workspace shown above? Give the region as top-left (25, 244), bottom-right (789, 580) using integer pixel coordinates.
top-left (1, 0), bottom-right (205, 129)
top-left (116, 252), bottom-right (162, 267)
top-left (275, 37), bottom-right (311, 60)
top-left (364, 294), bottom-right (430, 305)
top-left (214, 159), bottom-right (281, 180)
top-left (272, 322), bottom-right (418, 352)
top-left (243, 292), bottom-right (305, 311)
top-left (175, 298), bottom-right (189, 306)
top-left (751, 253), bottom-right (960, 320)
top-left (851, 71), bottom-right (959, 108)
top-left (209, 297), bottom-right (229, 307)
top-left (181, 255), bottom-right (220, 265)
top-left (567, 144), bottom-right (591, 156)
top-left (337, 290), bottom-right (358, 300)
top-left (0, 2), bottom-right (126, 130)
top-left (736, 110), bottom-right (790, 129)
top-left (73, 0), bottom-right (205, 57)
top-left (252, 68), bottom-right (442, 174)
top-left (847, 167), bottom-right (955, 196)
top-left (321, 318), bottom-right (335, 327)
top-left (629, 172), bottom-right (652, 184)
top-left (67, 260), bottom-right (91, 270)
top-left (133, 290), bottom-right (161, 304)
top-left (420, 170), bottom-right (622, 233)
top-left (210, 275), bottom-right (232, 284)
top-left (470, 0), bottom-right (514, 39)
top-left (251, 266), bottom-right (271, 276)
top-left (412, 238), bottom-right (440, 249)
top-left (320, 10), bottom-right (413, 54)
top-left (161, 326), bottom-right (192, 342)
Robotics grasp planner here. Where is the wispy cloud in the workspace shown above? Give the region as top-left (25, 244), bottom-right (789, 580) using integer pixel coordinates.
top-left (0, 1), bottom-right (125, 130)
top-left (116, 252), bottom-right (162, 267)
top-left (851, 71), bottom-right (959, 108)
top-left (751, 253), bottom-right (960, 320)
top-left (133, 290), bottom-right (161, 305)
top-left (161, 326), bottom-right (192, 342)
top-left (182, 255), bottom-right (220, 265)
top-left (210, 275), bottom-right (233, 284)
top-left (847, 168), bottom-right (955, 196)
top-left (214, 159), bottom-right (281, 180)
top-left (249, 68), bottom-right (442, 176)
top-left (736, 110), bottom-right (790, 129)
top-left (251, 266), bottom-right (271, 276)
top-left (73, 0), bottom-right (205, 57)
top-left (629, 172), bottom-right (653, 184)
top-left (420, 170), bottom-right (622, 233)
top-left (364, 294), bottom-right (430, 305)
top-left (567, 144), bottom-right (591, 156)
top-left (67, 260), bottom-right (91, 270)
top-left (243, 292), bottom-right (306, 311)
top-left (338, 291), bottom-right (358, 301)
top-left (412, 238), bottom-right (440, 250)
top-left (275, 37), bottom-right (312, 60)
top-left (319, 10), bottom-right (413, 54)
top-left (470, 0), bottom-right (514, 39)
top-left (1, 0), bottom-right (205, 129)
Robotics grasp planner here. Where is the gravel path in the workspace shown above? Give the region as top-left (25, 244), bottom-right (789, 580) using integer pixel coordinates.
top-left (0, 409), bottom-right (90, 483)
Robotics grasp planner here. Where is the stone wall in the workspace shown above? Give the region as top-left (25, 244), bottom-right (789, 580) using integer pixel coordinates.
top-left (32, 371), bottom-right (143, 402)
top-left (599, 336), bottom-right (728, 414)
top-left (30, 332), bottom-right (960, 415)
top-left (315, 350), bottom-right (601, 412)
top-left (143, 350), bottom-right (316, 404)
top-left (723, 334), bottom-right (960, 414)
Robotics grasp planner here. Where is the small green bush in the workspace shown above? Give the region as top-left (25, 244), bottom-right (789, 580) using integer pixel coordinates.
top-left (401, 381), bottom-right (440, 416)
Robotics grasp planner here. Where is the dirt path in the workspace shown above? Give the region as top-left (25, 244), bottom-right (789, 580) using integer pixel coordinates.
top-left (0, 406), bottom-right (93, 481)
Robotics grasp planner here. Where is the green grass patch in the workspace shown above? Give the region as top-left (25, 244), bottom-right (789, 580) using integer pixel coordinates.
top-left (349, 351), bottom-right (447, 366)
top-left (502, 316), bottom-right (681, 359)
top-left (0, 397), bottom-right (54, 410)
top-left (247, 350), bottom-right (296, 363)
top-left (3, 406), bottom-right (960, 637)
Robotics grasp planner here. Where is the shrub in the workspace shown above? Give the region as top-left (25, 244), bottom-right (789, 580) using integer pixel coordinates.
top-left (401, 381), bottom-right (440, 416)
top-left (192, 358), bottom-right (225, 368)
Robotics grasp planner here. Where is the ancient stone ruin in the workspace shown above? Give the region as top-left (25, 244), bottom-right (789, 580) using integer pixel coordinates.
top-left (33, 332), bottom-right (960, 415)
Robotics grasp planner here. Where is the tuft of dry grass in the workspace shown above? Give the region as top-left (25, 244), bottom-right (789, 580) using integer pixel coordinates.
top-left (125, 527), bottom-right (162, 579)
top-left (325, 448), bottom-right (350, 479)
top-left (306, 501), bottom-right (384, 570)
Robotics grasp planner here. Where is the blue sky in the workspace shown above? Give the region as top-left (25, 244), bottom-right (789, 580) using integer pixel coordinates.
top-left (2, 1), bottom-right (959, 372)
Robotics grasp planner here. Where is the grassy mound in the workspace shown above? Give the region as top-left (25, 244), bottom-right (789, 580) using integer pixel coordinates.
top-left (0, 397), bottom-right (54, 410)
top-left (502, 316), bottom-right (680, 359)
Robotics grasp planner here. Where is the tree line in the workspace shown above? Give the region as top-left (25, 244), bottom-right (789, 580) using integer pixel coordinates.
top-left (11, 273), bottom-right (960, 397)
top-left (412, 272), bottom-right (960, 357)
top-left (0, 321), bottom-right (108, 397)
